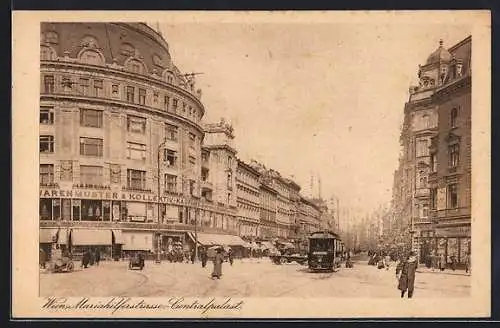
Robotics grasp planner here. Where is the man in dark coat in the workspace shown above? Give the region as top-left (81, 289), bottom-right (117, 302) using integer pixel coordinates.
top-left (211, 248), bottom-right (223, 279)
top-left (95, 248), bottom-right (101, 266)
top-left (396, 251), bottom-right (418, 298)
top-left (228, 248), bottom-right (234, 266)
top-left (82, 250), bottom-right (91, 268)
top-left (190, 248), bottom-right (196, 264)
top-left (200, 247), bottom-right (208, 268)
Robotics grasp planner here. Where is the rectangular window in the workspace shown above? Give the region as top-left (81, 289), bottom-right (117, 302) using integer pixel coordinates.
top-left (127, 169), bottom-right (146, 190)
top-left (40, 135), bottom-right (54, 153)
top-left (40, 164), bottom-right (54, 185)
top-left (201, 167), bottom-right (209, 181)
top-left (422, 205), bottom-right (429, 218)
top-left (172, 98), bottom-right (178, 112)
top-left (138, 88), bottom-right (146, 105)
top-left (165, 174), bottom-right (177, 192)
top-left (80, 137), bottom-right (103, 157)
top-left (447, 184), bottom-right (459, 209)
top-left (164, 95), bottom-right (170, 110)
top-left (189, 133), bottom-right (196, 149)
top-left (80, 108), bottom-right (103, 128)
top-left (93, 79), bottom-right (103, 97)
top-left (112, 84), bottom-right (119, 97)
top-left (153, 92), bottom-right (159, 104)
top-left (127, 142), bottom-right (146, 161)
top-left (430, 188), bottom-right (437, 210)
top-left (189, 180), bottom-right (195, 196)
top-left (81, 199), bottom-right (103, 221)
top-left (126, 86), bottom-right (135, 103)
top-left (449, 144), bottom-right (460, 168)
top-left (43, 75), bottom-right (55, 94)
top-left (127, 115), bottom-right (146, 134)
top-left (40, 199), bottom-right (53, 220)
top-left (40, 106), bottom-right (54, 124)
top-left (79, 78), bottom-right (90, 96)
top-left (189, 156), bottom-right (196, 167)
top-left (164, 149), bottom-right (178, 167)
top-left (165, 123), bottom-right (178, 141)
top-left (431, 153), bottom-right (438, 172)
top-left (80, 165), bottom-right (103, 185)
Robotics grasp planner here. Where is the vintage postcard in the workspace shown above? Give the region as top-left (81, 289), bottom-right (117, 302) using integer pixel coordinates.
top-left (11, 10), bottom-right (491, 318)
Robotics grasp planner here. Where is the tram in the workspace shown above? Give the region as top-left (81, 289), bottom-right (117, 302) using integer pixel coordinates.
top-left (307, 230), bottom-right (341, 272)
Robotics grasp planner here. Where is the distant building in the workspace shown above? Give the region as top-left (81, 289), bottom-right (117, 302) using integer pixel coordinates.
top-left (235, 159), bottom-right (261, 238)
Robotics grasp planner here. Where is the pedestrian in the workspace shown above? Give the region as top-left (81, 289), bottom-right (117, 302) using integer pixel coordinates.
top-left (201, 247), bottom-right (208, 268)
top-left (450, 255), bottom-right (457, 271)
top-left (465, 253), bottom-right (471, 274)
top-left (82, 249), bottom-right (91, 268)
top-left (211, 248), bottom-right (224, 279)
top-left (39, 248), bottom-right (46, 269)
top-left (396, 251), bottom-right (418, 298)
top-left (228, 248), bottom-right (234, 266)
top-left (95, 248), bottom-right (101, 266)
top-left (439, 253), bottom-right (446, 271)
top-left (190, 248), bottom-right (196, 264)
top-left (384, 254), bottom-right (391, 271)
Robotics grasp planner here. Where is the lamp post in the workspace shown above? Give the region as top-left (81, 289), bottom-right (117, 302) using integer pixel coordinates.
top-left (156, 138), bottom-right (167, 264)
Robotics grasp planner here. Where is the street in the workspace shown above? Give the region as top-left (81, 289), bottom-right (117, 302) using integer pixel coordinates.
top-left (40, 258), bottom-right (470, 298)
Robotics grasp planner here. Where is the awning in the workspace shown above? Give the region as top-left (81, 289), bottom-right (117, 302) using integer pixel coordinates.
top-left (190, 232), bottom-right (248, 247)
top-left (261, 241), bottom-right (275, 250)
top-left (71, 229), bottom-right (112, 246)
top-left (40, 228), bottom-right (58, 243)
top-left (280, 242), bottom-right (295, 249)
top-left (112, 230), bottom-right (124, 244)
top-left (122, 232), bottom-right (154, 251)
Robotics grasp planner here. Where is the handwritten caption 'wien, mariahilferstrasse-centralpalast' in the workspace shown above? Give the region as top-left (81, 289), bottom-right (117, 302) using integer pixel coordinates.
top-left (42, 297), bottom-right (244, 315)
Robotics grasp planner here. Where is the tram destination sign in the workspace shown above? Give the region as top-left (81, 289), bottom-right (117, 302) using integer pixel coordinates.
top-left (39, 188), bottom-right (199, 207)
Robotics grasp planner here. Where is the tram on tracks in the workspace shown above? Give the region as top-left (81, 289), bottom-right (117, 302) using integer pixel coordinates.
top-left (307, 230), bottom-right (342, 272)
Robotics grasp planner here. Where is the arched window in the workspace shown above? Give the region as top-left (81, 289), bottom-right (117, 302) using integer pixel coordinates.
top-left (126, 59), bottom-right (145, 74)
top-left (40, 45), bottom-right (56, 61)
top-left (79, 49), bottom-right (104, 65)
top-left (450, 108), bottom-right (458, 128)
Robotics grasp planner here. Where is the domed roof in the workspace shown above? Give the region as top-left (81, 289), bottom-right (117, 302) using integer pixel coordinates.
top-left (426, 39), bottom-right (452, 64)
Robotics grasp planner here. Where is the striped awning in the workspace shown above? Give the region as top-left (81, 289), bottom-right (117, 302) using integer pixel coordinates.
top-left (71, 229), bottom-right (112, 246)
top-left (189, 232), bottom-right (248, 247)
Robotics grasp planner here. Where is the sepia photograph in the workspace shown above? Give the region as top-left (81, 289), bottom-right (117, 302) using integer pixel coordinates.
top-left (12, 10), bottom-right (491, 318)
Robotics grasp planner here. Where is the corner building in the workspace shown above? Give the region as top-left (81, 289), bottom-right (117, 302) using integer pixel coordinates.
top-left (39, 22), bottom-right (245, 257)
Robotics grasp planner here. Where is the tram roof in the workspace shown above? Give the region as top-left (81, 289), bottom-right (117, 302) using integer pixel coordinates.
top-left (308, 230), bottom-right (340, 239)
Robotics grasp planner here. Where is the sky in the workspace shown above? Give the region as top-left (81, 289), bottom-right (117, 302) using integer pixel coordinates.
top-left (157, 20), bottom-right (471, 218)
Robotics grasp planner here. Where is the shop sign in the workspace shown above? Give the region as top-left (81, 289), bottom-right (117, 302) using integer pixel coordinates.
top-left (39, 188), bottom-right (203, 208)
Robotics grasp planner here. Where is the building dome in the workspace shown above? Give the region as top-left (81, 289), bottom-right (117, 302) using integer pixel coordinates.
top-left (426, 39), bottom-right (452, 65)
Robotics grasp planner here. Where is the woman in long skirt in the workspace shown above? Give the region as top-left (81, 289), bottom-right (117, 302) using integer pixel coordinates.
top-left (396, 251), bottom-right (418, 298)
top-left (211, 248), bottom-right (223, 279)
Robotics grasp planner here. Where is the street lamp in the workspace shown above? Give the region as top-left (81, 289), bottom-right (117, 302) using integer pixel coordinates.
top-left (156, 138), bottom-right (167, 264)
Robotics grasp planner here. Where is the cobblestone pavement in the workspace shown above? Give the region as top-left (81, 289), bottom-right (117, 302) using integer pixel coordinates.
top-left (39, 258), bottom-right (470, 298)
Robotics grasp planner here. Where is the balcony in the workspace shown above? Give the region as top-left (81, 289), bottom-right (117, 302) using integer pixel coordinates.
top-left (201, 180), bottom-right (213, 190)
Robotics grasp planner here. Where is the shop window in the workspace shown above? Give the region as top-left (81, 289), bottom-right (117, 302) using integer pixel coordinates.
top-left (80, 137), bottom-right (103, 157)
top-left (43, 75), bottom-right (54, 94)
top-left (112, 201), bottom-right (121, 221)
top-left (72, 199), bottom-right (81, 221)
top-left (79, 78), bottom-right (90, 96)
top-left (62, 199), bottom-right (71, 220)
top-left (459, 238), bottom-right (469, 263)
top-left (165, 123), bottom-right (178, 141)
top-left (165, 174), bottom-right (177, 193)
top-left (81, 199), bottom-right (103, 221)
top-left (53, 199), bottom-right (61, 220)
top-left (80, 108), bottom-right (103, 128)
top-left (447, 238), bottom-right (458, 259)
top-left (40, 135), bottom-right (54, 153)
top-left (138, 88), bottom-right (146, 105)
top-left (451, 108), bottom-right (458, 128)
top-left (127, 115), bottom-right (146, 134)
top-left (127, 169), bottom-right (146, 190)
top-left (93, 79), bottom-right (103, 97)
top-left (40, 164), bottom-right (54, 185)
top-left (40, 199), bottom-right (52, 220)
top-left (164, 149), bottom-right (178, 167)
top-left (103, 201), bottom-right (111, 221)
top-left (127, 142), bottom-right (146, 161)
top-left (447, 183), bottom-right (459, 209)
top-left (449, 144), bottom-right (460, 168)
top-left (126, 86), bottom-right (135, 103)
top-left (40, 106), bottom-right (54, 124)
top-left (79, 165), bottom-right (103, 185)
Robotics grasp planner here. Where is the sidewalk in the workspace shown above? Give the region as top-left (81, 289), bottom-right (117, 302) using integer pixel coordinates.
top-left (416, 265), bottom-right (471, 276)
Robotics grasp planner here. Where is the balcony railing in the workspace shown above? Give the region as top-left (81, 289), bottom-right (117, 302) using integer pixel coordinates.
top-left (429, 207), bottom-right (470, 219)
